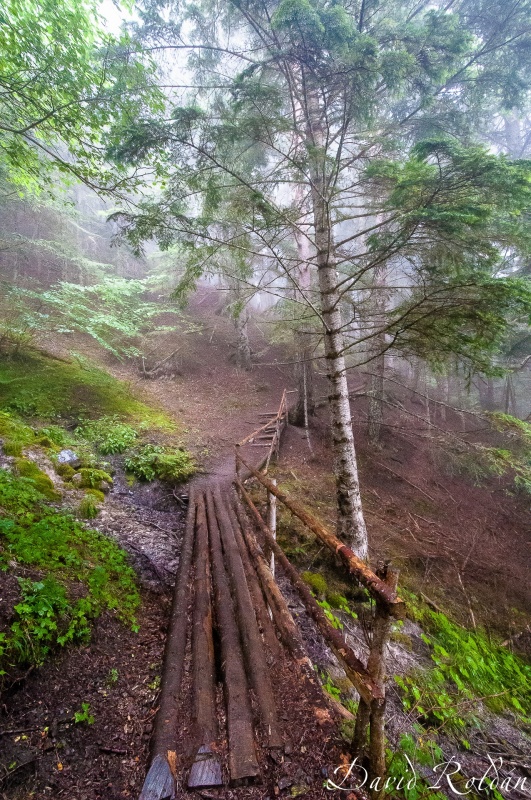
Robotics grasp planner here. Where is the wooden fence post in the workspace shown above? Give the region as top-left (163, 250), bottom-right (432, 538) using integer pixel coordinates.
top-left (267, 480), bottom-right (277, 576)
top-left (367, 564), bottom-right (399, 800)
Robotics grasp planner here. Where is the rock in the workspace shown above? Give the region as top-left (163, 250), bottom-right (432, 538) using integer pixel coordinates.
top-left (99, 480), bottom-right (112, 493)
top-left (57, 449), bottom-right (81, 468)
top-left (71, 473), bottom-right (83, 487)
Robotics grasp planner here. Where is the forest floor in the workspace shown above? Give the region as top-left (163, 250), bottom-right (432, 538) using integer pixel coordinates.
top-left (1, 285), bottom-right (530, 800)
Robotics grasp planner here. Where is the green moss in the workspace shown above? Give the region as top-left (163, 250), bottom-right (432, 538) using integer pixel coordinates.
top-left (84, 488), bottom-right (105, 503)
top-left (0, 468), bottom-right (140, 677)
top-left (3, 439), bottom-right (23, 456)
top-left (391, 631), bottom-right (413, 650)
top-left (55, 463), bottom-right (75, 480)
top-left (0, 352), bottom-right (176, 430)
top-left (13, 458), bottom-right (61, 501)
top-left (76, 468), bottom-right (113, 489)
top-left (301, 571), bottom-right (327, 597)
top-left (77, 495), bottom-right (100, 519)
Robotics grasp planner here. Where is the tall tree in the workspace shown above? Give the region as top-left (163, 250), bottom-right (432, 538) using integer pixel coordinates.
top-left (112, 0), bottom-right (531, 557)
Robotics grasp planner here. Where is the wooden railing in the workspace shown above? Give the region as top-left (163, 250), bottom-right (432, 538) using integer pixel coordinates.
top-left (235, 389), bottom-right (288, 476)
top-left (234, 412), bottom-right (404, 797)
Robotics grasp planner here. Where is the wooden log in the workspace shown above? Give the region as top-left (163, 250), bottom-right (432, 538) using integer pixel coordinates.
top-left (140, 491), bottom-right (197, 800)
top-left (205, 489), bottom-right (260, 784)
top-left (188, 495), bottom-right (222, 789)
top-left (236, 456), bottom-right (403, 615)
top-left (213, 486), bottom-right (283, 749)
top-left (236, 481), bottom-right (382, 706)
top-left (233, 492), bottom-right (309, 665)
top-left (225, 493), bottom-right (283, 660)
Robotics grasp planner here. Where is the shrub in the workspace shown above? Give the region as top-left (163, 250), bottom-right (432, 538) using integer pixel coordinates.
top-left (125, 444), bottom-right (195, 483)
top-left (76, 416), bottom-right (139, 454)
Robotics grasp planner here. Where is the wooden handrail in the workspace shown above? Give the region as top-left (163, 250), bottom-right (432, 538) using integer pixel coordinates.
top-left (235, 454), bottom-right (404, 615)
top-left (236, 480), bottom-right (383, 704)
top-left (237, 389), bottom-right (287, 447)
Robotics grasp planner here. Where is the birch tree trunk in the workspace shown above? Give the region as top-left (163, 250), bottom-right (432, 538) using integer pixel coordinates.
top-left (306, 95), bottom-right (368, 558)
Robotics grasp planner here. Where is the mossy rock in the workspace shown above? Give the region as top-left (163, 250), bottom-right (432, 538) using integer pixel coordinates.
top-left (73, 468), bottom-right (113, 490)
top-left (391, 631), bottom-right (413, 651)
top-left (302, 571), bottom-right (327, 597)
top-left (3, 439), bottom-right (23, 457)
top-left (55, 463), bottom-right (76, 480)
top-left (13, 458), bottom-right (61, 501)
top-left (77, 495), bottom-right (100, 519)
top-left (84, 488), bottom-right (105, 503)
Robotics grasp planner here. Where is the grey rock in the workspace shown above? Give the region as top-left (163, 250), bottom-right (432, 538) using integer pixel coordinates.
top-left (57, 449), bottom-right (81, 468)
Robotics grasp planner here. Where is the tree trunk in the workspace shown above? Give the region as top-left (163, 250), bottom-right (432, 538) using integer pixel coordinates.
top-left (305, 94), bottom-right (368, 558)
top-left (367, 351), bottom-right (385, 448)
top-left (233, 303), bottom-right (252, 371)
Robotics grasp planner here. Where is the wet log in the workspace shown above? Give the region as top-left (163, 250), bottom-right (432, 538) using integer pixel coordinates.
top-left (224, 492), bottom-right (282, 660)
top-left (236, 481), bottom-right (382, 706)
top-left (213, 486), bottom-right (283, 749)
top-left (236, 456), bottom-right (403, 615)
top-left (188, 495), bottom-right (222, 789)
top-left (205, 489), bottom-right (260, 784)
top-left (233, 491), bottom-right (309, 665)
top-left (139, 491), bottom-right (197, 800)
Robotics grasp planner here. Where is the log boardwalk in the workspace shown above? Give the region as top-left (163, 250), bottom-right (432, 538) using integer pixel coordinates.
top-left (139, 393), bottom-right (402, 799)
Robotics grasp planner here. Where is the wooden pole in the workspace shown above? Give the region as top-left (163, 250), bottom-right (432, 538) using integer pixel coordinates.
top-left (236, 480), bottom-right (381, 706)
top-left (188, 495), bottom-right (222, 789)
top-left (236, 455), bottom-right (403, 614)
top-left (267, 480), bottom-right (277, 577)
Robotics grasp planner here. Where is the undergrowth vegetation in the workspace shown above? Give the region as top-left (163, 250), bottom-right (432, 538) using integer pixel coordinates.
top-left (0, 469), bottom-right (139, 681)
top-left (396, 595), bottom-right (531, 742)
top-left (0, 348), bottom-right (195, 685)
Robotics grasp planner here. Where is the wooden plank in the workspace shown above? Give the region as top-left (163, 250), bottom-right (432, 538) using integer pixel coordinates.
top-left (188, 745), bottom-right (223, 789)
top-left (140, 492), bottom-right (197, 800)
top-left (237, 456), bottom-right (403, 614)
top-left (188, 495), bottom-right (222, 788)
top-left (139, 754), bottom-right (175, 800)
top-left (205, 489), bottom-right (260, 784)
top-left (213, 487), bottom-right (283, 749)
top-left (225, 493), bottom-right (283, 659)
top-left (236, 481), bottom-right (382, 705)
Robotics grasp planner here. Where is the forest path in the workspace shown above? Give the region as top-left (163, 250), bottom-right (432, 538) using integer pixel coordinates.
top-left (139, 398), bottom-right (346, 800)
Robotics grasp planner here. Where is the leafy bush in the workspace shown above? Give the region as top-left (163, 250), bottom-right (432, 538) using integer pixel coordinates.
top-left (125, 444), bottom-right (195, 483)
top-left (8, 577), bottom-right (92, 668)
top-left (76, 415), bottom-right (139, 454)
